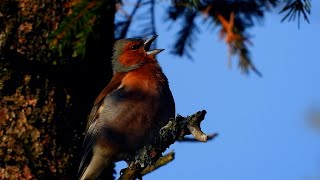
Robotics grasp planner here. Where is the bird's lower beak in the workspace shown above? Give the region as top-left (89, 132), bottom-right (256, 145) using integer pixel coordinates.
top-left (144, 35), bottom-right (164, 56)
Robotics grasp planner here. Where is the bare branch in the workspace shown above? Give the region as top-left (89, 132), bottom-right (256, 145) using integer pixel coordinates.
top-left (179, 133), bottom-right (218, 142)
top-left (119, 110), bottom-right (212, 180)
top-left (186, 110), bottom-right (208, 142)
top-left (119, 152), bottom-right (175, 180)
top-left (141, 151), bottom-right (175, 176)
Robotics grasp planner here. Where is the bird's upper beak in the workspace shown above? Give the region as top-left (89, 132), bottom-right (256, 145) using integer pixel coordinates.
top-left (144, 35), bottom-right (164, 55)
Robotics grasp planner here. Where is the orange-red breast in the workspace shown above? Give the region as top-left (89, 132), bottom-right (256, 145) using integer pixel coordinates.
top-left (78, 35), bottom-right (175, 180)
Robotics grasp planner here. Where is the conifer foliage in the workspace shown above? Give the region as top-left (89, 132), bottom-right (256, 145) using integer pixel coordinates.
top-left (51, 0), bottom-right (311, 75)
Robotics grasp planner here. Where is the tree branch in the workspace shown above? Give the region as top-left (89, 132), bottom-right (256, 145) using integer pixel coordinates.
top-left (140, 151), bottom-right (175, 176)
top-left (178, 133), bottom-right (218, 142)
top-left (119, 151), bottom-right (175, 180)
top-left (119, 110), bottom-right (214, 180)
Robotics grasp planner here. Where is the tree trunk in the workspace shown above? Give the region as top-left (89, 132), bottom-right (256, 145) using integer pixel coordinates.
top-left (0, 0), bottom-right (115, 179)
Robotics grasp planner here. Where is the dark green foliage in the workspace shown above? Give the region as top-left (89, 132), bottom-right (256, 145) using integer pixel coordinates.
top-left (162, 0), bottom-right (310, 75)
top-left (170, 10), bottom-right (198, 59)
top-left (115, 0), bottom-right (144, 39)
top-left (49, 0), bottom-right (113, 58)
top-left (49, 0), bottom-right (311, 75)
top-left (280, 0), bottom-right (311, 28)
top-left (114, 0), bottom-right (157, 44)
top-left (166, 0), bottom-right (281, 75)
top-left (237, 42), bottom-right (262, 77)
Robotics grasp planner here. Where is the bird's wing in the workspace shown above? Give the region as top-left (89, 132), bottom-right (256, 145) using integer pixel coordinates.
top-left (87, 72), bottom-right (126, 129)
top-left (78, 119), bottom-right (100, 177)
top-left (78, 72), bottom-right (126, 176)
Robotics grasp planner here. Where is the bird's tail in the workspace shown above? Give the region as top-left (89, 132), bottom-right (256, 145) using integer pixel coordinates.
top-left (78, 148), bottom-right (115, 180)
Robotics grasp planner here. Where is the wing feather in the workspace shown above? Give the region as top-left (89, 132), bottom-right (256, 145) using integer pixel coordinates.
top-left (87, 72), bottom-right (126, 129)
top-left (78, 72), bottom-right (126, 177)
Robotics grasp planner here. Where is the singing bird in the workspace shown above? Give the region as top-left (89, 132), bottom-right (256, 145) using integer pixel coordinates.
top-left (78, 35), bottom-right (175, 180)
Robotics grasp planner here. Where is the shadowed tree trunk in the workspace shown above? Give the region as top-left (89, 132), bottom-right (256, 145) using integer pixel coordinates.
top-left (0, 0), bottom-right (115, 178)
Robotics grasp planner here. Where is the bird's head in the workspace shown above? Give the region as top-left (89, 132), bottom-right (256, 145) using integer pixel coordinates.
top-left (112, 35), bottom-right (164, 73)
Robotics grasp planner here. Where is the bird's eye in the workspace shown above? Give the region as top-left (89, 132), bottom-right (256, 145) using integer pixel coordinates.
top-left (130, 44), bottom-right (140, 50)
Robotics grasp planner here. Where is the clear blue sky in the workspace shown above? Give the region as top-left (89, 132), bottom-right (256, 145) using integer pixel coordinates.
top-left (116, 2), bottom-right (320, 180)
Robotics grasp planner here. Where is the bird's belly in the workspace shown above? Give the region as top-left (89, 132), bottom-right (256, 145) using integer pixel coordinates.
top-left (99, 97), bottom-right (165, 154)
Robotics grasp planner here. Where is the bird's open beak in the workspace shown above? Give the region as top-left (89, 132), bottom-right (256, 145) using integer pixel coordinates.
top-left (144, 35), bottom-right (164, 55)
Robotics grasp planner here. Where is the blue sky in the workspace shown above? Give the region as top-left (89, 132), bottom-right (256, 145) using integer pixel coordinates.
top-left (116, 2), bottom-right (320, 180)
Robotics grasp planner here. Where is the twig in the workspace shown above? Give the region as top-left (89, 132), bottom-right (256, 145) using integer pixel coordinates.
top-left (141, 151), bottom-right (175, 176)
top-left (119, 152), bottom-right (175, 180)
top-left (179, 133), bottom-right (218, 142)
top-left (118, 0), bottom-right (143, 39)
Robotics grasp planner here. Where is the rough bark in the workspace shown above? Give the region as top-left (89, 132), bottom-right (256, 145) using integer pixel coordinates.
top-left (0, 0), bottom-right (115, 178)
